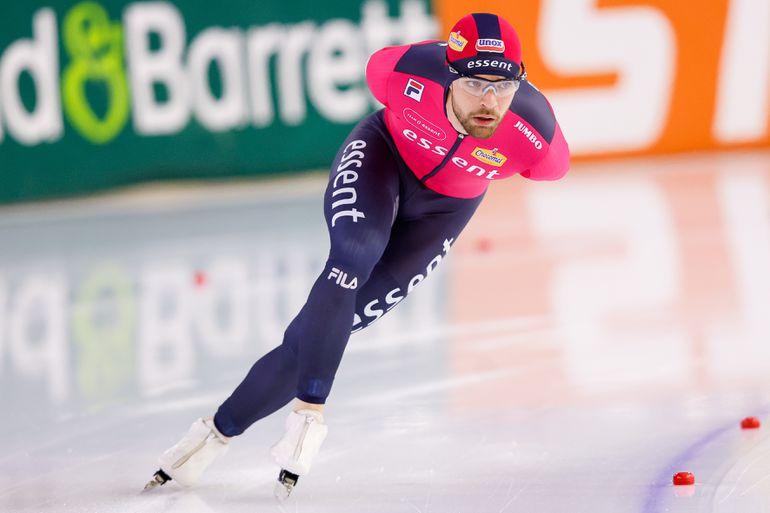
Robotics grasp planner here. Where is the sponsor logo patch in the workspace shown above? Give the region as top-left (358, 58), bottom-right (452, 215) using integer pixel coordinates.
top-left (448, 31), bottom-right (468, 51)
top-left (403, 78), bottom-right (424, 102)
top-left (514, 121), bottom-right (544, 150)
top-left (402, 129), bottom-right (502, 180)
top-left (403, 108), bottom-right (447, 140)
top-left (472, 147), bottom-right (507, 167)
top-left (467, 59), bottom-right (513, 72)
top-left (327, 267), bottom-right (358, 289)
top-left (475, 38), bottom-right (505, 53)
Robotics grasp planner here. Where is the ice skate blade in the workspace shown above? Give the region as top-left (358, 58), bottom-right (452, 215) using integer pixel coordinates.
top-left (142, 469), bottom-right (171, 492)
top-left (273, 469), bottom-right (299, 502)
top-left (274, 480), bottom-right (292, 502)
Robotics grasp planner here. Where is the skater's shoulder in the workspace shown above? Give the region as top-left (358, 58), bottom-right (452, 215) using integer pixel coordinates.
top-left (507, 80), bottom-right (558, 143)
top-left (367, 41), bottom-right (453, 92)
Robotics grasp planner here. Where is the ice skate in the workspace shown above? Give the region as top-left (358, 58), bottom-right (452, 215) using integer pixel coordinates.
top-left (143, 417), bottom-right (230, 491)
top-left (270, 409), bottom-right (328, 501)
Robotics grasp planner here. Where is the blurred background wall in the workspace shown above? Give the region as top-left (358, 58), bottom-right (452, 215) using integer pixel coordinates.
top-left (1, 0), bottom-right (766, 203)
top-left (438, 0), bottom-right (770, 158)
top-left (0, 0), bottom-right (436, 202)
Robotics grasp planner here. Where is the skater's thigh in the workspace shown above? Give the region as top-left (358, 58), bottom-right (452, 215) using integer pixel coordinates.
top-left (382, 188), bottom-right (484, 281)
top-left (351, 193), bottom-right (484, 330)
top-left (323, 114), bottom-right (401, 278)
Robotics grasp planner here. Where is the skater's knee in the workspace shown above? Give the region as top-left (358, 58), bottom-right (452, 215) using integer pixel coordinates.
top-left (327, 230), bottom-right (388, 284)
top-left (324, 245), bottom-right (385, 290)
top-left (322, 260), bottom-right (368, 291)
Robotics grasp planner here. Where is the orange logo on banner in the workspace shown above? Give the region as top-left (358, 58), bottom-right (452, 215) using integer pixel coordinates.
top-left (434, 0), bottom-right (767, 158)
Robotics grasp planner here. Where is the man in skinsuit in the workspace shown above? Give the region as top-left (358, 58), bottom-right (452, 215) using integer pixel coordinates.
top-left (144, 12), bottom-right (570, 499)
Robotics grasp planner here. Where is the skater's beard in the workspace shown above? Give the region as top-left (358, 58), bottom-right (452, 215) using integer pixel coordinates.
top-left (450, 95), bottom-right (503, 140)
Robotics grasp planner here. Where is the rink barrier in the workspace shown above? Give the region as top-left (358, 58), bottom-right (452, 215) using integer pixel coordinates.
top-left (2, 0), bottom-right (769, 203)
top-left (436, 0), bottom-right (770, 158)
top-left (0, 0), bottom-right (437, 203)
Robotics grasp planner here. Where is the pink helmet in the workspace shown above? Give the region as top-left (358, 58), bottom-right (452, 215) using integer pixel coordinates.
top-left (446, 13), bottom-right (524, 80)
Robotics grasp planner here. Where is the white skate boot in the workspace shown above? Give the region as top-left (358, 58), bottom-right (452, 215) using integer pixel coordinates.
top-left (143, 417), bottom-right (230, 491)
top-left (270, 409), bottom-right (328, 501)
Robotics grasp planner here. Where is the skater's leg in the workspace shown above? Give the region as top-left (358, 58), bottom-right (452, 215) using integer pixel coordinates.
top-left (214, 317), bottom-right (302, 436)
top-left (289, 192), bottom-right (485, 412)
top-left (349, 188), bottom-right (485, 333)
top-left (282, 180), bottom-right (485, 419)
top-left (146, 113), bottom-right (484, 491)
top-left (214, 112), bottom-right (401, 435)
top-left (217, 138), bottom-right (486, 433)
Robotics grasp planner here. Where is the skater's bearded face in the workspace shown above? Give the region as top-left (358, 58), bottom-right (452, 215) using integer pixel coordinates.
top-left (449, 74), bottom-right (517, 139)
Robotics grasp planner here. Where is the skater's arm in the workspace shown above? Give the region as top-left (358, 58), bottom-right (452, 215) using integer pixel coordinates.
top-left (520, 122), bottom-right (570, 181)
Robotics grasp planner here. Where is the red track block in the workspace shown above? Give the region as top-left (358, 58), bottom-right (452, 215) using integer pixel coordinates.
top-left (673, 472), bottom-right (695, 486)
top-left (194, 271), bottom-right (207, 287)
top-left (741, 417), bottom-right (761, 429)
top-left (476, 238), bottom-right (493, 253)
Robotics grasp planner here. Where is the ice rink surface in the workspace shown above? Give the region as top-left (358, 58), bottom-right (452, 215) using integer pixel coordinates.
top-left (2, 151), bottom-right (770, 512)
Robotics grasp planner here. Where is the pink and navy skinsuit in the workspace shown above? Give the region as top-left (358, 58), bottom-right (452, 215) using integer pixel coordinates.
top-left (214, 41), bottom-right (570, 436)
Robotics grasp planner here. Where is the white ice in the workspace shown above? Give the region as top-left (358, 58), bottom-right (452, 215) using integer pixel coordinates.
top-left (2, 152), bottom-right (770, 512)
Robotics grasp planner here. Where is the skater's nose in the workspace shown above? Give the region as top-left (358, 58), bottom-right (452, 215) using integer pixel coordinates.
top-left (480, 89), bottom-right (498, 109)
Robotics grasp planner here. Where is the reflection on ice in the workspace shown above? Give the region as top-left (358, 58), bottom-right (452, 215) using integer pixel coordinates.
top-left (4, 154), bottom-right (770, 512)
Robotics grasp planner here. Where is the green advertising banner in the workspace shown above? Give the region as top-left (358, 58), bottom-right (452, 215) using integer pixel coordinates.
top-left (0, 0), bottom-right (437, 203)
